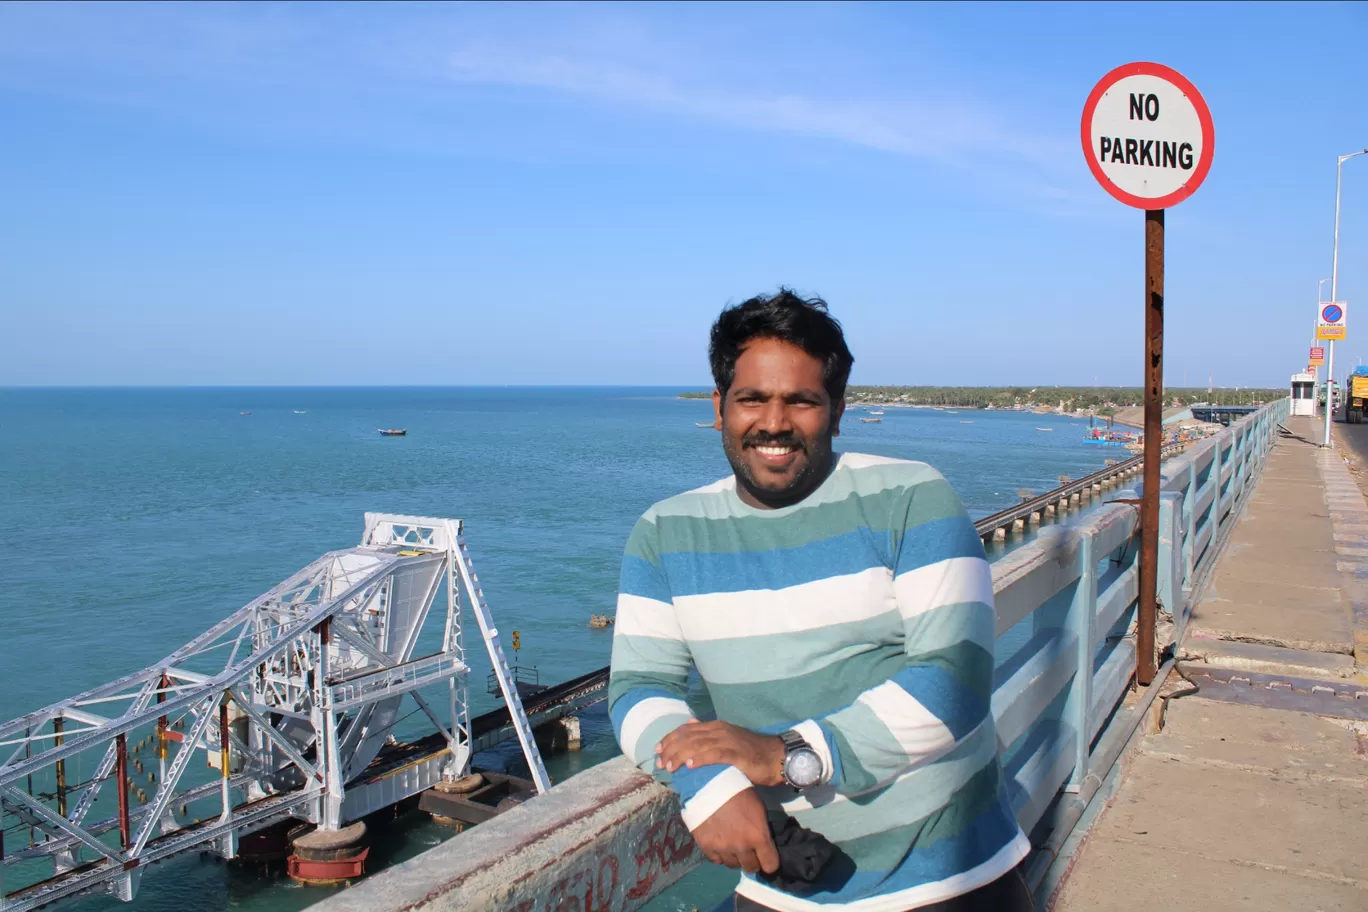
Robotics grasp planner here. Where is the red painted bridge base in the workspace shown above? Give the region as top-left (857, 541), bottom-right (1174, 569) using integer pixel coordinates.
top-left (287, 821), bottom-right (370, 886)
top-left (286, 848), bottom-right (369, 885)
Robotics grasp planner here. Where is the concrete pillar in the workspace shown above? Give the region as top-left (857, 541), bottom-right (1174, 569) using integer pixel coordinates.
top-left (1028, 511), bottom-right (1041, 525)
top-left (1046, 503), bottom-right (1056, 517)
top-left (1012, 518), bottom-right (1026, 534)
top-left (993, 527), bottom-right (1007, 542)
top-left (535, 715), bottom-right (583, 755)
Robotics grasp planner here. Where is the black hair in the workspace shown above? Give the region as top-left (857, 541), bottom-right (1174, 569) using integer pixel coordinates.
top-left (708, 288), bottom-right (854, 405)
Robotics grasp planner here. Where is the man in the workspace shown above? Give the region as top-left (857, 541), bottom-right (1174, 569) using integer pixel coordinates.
top-left (609, 290), bottom-right (1032, 911)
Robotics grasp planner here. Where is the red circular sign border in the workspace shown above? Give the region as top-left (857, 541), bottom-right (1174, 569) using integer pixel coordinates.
top-left (1080, 61), bottom-right (1215, 210)
top-left (1323, 304), bottom-right (1342, 323)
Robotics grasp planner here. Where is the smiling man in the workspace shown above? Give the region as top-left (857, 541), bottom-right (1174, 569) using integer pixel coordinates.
top-left (609, 290), bottom-right (1032, 911)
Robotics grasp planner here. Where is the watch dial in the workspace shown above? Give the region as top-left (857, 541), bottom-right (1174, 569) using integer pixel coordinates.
top-left (788, 748), bottom-right (823, 788)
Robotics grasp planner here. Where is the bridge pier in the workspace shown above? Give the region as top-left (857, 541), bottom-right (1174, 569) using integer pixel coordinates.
top-left (288, 822), bottom-right (369, 885)
top-left (535, 715), bottom-right (582, 754)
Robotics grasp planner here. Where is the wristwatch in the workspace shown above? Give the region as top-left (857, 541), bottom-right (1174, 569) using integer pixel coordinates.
top-left (779, 730), bottom-right (823, 790)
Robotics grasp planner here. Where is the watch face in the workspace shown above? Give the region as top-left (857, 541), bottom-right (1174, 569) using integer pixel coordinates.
top-left (785, 747), bottom-right (823, 789)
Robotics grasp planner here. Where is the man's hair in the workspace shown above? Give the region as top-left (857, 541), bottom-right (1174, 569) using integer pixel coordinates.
top-left (709, 288), bottom-right (855, 405)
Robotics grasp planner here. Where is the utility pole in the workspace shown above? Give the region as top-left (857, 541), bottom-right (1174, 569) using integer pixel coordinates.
top-left (1324, 149), bottom-right (1368, 447)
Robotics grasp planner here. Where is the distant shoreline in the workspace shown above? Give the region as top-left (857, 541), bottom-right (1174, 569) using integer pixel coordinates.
top-left (678, 385), bottom-right (1284, 411)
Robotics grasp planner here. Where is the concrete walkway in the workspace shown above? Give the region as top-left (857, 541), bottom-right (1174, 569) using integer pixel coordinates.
top-left (1052, 417), bottom-right (1368, 912)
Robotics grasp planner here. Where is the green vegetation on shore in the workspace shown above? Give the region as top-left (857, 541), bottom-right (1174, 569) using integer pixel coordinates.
top-left (680, 386), bottom-right (1285, 409)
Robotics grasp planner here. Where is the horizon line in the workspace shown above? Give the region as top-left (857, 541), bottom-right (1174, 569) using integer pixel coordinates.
top-left (0, 382), bottom-right (1291, 391)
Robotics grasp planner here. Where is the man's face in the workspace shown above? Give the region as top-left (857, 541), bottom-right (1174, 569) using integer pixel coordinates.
top-left (712, 337), bottom-right (844, 509)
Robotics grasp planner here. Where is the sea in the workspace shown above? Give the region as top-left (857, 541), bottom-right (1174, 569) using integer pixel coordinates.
top-left (0, 387), bottom-right (1120, 912)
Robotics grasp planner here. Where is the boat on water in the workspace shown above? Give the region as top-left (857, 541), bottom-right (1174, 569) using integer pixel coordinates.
top-left (860, 417), bottom-right (882, 424)
top-left (378, 428), bottom-right (407, 436)
top-left (1083, 429), bottom-right (1136, 447)
top-left (868, 409), bottom-right (885, 416)
top-left (695, 422), bottom-right (715, 428)
top-left (960, 420), bottom-right (973, 424)
top-left (1036, 427), bottom-right (1053, 432)
top-left (294, 409), bottom-right (307, 414)
top-left (946, 410), bottom-right (958, 415)
top-left (239, 411), bottom-right (251, 416)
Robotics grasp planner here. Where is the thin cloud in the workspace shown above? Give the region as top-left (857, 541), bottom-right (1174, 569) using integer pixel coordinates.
top-left (446, 43), bottom-right (1072, 171)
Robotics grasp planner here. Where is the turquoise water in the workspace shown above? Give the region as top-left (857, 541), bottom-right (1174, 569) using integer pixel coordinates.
top-left (0, 388), bottom-right (1117, 912)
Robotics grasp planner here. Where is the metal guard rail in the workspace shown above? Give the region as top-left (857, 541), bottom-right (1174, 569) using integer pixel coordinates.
top-left (973, 441), bottom-right (1185, 539)
top-left (313, 398), bottom-right (1292, 912)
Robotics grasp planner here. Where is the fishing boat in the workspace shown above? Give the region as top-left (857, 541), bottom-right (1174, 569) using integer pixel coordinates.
top-left (860, 417), bottom-right (882, 424)
top-left (378, 428), bottom-right (407, 436)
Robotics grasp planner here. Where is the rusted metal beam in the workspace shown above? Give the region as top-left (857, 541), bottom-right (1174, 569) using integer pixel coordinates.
top-left (53, 717), bottom-right (66, 819)
top-left (115, 734), bottom-right (130, 850)
top-left (1138, 208), bottom-right (1164, 685)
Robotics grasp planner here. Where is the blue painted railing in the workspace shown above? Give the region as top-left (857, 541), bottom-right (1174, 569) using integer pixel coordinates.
top-left (316, 398), bottom-right (1292, 912)
top-left (992, 397), bottom-right (1288, 853)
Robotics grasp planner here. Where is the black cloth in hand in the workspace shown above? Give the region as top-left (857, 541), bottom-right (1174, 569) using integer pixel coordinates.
top-left (757, 811), bottom-right (855, 894)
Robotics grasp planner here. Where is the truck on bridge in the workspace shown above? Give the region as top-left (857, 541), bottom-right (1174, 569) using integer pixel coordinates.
top-left (1346, 367), bottom-right (1368, 424)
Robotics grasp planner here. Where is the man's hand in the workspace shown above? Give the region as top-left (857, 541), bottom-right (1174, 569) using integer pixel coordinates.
top-left (657, 720), bottom-right (785, 787)
top-left (690, 787), bottom-right (780, 875)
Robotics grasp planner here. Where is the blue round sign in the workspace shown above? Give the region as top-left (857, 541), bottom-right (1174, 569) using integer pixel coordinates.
top-left (1323, 304), bottom-right (1343, 323)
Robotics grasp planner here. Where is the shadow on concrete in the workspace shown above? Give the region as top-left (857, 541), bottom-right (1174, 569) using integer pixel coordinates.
top-left (1276, 424), bottom-right (1321, 447)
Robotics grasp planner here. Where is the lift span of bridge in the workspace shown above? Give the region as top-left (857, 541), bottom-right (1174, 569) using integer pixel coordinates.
top-left (0, 514), bottom-right (552, 912)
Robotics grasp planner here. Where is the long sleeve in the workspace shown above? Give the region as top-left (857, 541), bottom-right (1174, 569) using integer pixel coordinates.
top-left (797, 472), bottom-right (997, 795)
top-left (608, 516), bottom-right (752, 829)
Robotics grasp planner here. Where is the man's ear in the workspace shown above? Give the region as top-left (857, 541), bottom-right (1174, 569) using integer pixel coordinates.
top-left (832, 398), bottom-right (846, 437)
top-left (711, 389), bottom-right (723, 430)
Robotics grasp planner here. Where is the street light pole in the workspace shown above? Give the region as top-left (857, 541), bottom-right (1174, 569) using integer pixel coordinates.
top-left (1324, 149), bottom-right (1368, 448)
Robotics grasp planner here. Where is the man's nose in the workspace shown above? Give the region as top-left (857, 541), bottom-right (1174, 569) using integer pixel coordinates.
top-left (757, 399), bottom-right (790, 433)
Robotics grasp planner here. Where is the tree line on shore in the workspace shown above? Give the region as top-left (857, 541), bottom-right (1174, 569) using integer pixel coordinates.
top-left (680, 386), bottom-right (1285, 410)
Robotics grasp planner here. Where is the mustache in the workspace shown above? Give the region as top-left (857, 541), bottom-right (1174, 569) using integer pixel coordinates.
top-left (743, 431), bottom-right (805, 450)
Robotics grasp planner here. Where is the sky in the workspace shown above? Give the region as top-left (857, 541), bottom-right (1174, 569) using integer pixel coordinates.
top-left (1, 1), bottom-right (1366, 388)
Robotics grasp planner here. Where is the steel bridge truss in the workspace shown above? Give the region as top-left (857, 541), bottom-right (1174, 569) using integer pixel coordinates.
top-left (0, 514), bottom-right (548, 912)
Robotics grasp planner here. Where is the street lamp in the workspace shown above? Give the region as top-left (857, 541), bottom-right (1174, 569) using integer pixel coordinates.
top-left (1324, 148), bottom-right (1368, 448)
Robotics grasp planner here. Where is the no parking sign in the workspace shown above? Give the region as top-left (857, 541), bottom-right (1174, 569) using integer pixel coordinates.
top-left (1318, 302), bottom-right (1347, 341)
top-left (1080, 61), bottom-right (1214, 686)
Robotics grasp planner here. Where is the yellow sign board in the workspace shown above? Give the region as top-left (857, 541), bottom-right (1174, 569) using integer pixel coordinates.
top-left (1317, 325), bottom-right (1346, 341)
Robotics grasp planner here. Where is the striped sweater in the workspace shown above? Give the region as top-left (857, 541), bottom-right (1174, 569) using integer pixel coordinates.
top-left (609, 453), bottom-right (1028, 911)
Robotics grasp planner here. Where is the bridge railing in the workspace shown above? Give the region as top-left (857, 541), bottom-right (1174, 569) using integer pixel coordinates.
top-left (313, 399), bottom-right (1292, 912)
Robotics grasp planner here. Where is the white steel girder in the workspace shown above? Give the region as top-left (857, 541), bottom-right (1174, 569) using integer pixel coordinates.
top-left (0, 514), bottom-right (548, 912)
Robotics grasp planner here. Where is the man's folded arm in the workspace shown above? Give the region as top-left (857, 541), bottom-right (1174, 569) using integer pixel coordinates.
top-left (609, 519), bottom-right (751, 829)
top-left (793, 482), bottom-right (998, 794)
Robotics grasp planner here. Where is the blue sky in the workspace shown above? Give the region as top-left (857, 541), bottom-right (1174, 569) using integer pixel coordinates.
top-left (1, 1), bottom-right (1365, 387)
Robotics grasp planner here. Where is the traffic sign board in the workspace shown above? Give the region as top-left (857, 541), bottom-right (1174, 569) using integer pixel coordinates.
top-left (1081, 62), bottom-right (1215, 209)
top-left (1318, 302), bottom-right (1347, 341)
top-left (1310, 346), bottom-right (1325, 366)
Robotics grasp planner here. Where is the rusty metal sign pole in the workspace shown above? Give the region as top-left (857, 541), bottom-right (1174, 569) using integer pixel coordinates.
top-left (1137, 208), bottom-right (1164, 685)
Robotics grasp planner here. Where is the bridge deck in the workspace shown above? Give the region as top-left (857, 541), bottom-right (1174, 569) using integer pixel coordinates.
top-left (1053, 416), bottom-right (1368, 911)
